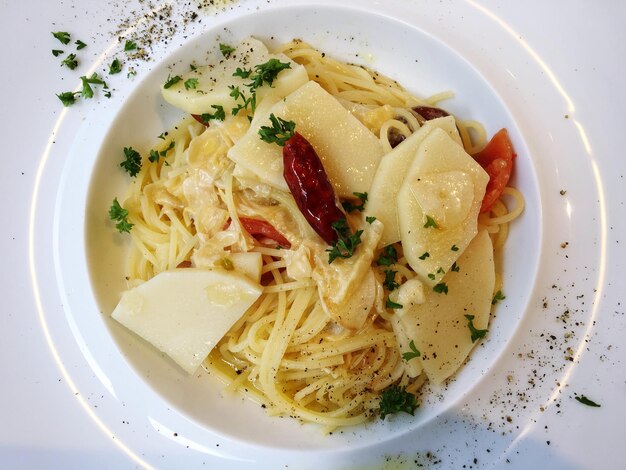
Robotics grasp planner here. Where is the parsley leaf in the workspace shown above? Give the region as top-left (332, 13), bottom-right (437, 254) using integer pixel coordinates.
top-left (383, 270), bottom-right (400, 291)
top-left (61, 53), bottom-right (78, 70)
top-left (219, 43), bottom-right (235, 57)
top-left (120, 147), bottom-right (142, 177)
top-left (157, 132), bottom-right (167, 140)
top-left (163, 74), bottom-right (182, 89)
top-left (109, 198), bottom-right (133, 233)
top-left (492, 290), bottom-right (506, 305)
top-left (427, 273), bottom-right (436, 280)
top-left (56, 91), bottom-right (80, 107)
top-left (52, 49), bottom-right (64, 57)
top-left (451, 261), bottom-right (460, 272)
top-left (423, 215), bottom-right (438, 228)
top-left (379, 385), bottom-right (418, 419)
top-left (80, 73), bottom-right (107, 98)
top-left (75, 39), bottom-right (87, 50)
top-left (433, 282), bottom-right (448, 294)
top-left (402, 340), bottom-right (421, 361)
top-left (465, 314), bottom-right (488, 343)
top-left (377, 245), bottom-right (398, 266)
top-left (184, 77), bottom-right (199, 90)
top-left (52, 31), bottom-right (71, 45)
top-left (366, 216), bottom-right (377, 224)
top-left (189, 63), bottom-right (197, 71)
top-left (259, 113), bottom-right (296, 146)
top-left (233, 67), bottom-right (252, 79)
top-left (451, 244), bottom-right (459, 251)
top-left (386, 298), bottom-right (403, 309)
top-left (574, 395), bottom-right (601, 407)
top-left (124, 40), bottom-right (137, 51)
top-left (199, 105), bottom-right (226, 123)
top-left (418, 252), bottom-right (430, 260)
top-left (342, 192), bottom-right (368, 213)
top-left (109, 58), bottom-right (122, 75)
top-left (326, 219), bottom-right (363, 264)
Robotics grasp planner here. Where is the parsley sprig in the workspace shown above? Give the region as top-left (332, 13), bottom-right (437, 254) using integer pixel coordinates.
top-left (109, 198), bottom-right (133, 233)
top-left (379, 385), bottom-right (418, 419)
top-left (120, 147), bottom-right (142, 176)
top-left (199, 105), bottom-right (226, 124)
top-left (219, 43), bottom-right (235, 57)
top-left (465, 314), bottom-right (488, 343)
top-left (80, 73), bottom-right (107, 98)
top-left (229, 58), bottom-right (292, 117)
top-left (61, 53), bottom-right (78, 70)
top-left (259, 113), bottom-right (296, 146)
top-left (326, 219), bottom-right (363, 264)
top-left (342, 192), bottom-right (368, 213)
top-left (402, 340), bottom-right (421, 361)
top-left (383, 270), bottom-right (400, 291)
top-left (56, 91), bottom-right (80, 107)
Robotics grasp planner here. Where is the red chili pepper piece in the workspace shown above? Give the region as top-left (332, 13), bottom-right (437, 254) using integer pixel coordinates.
top-left (192, 114), bottom-right (209, 126)
top-left (283, 132), bottom-right (345, 244)
top-left (239, 217), bottom-right (291, 248)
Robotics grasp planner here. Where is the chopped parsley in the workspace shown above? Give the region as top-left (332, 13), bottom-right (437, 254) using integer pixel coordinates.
top-left (75, 39), bottom-right (87, 50)
top-left (423, 215), bottom-right (438, 228)
top-left (109, 58), bottom-right (122, 75)
top-left (124, 40), bottom-right (137, 51)
top-left (418, 252), bottom-right (430, 260)
top-left (80, 73), bottom-right (107, 98)
top-left (427, 273), bottom-right (436, 280)
top-left (465, 314), bottom-right (488, 343)
top-left (385, 298), bottom-right (403, 309)
top-left (259, 113), bottom-right (296, 146)
top-left (61, 53), bottom-right (78, 70)
top-left (149, 141), bottom-right (175, 162)
top-left (377, 245), bottom-right (398, 266)
top-left (433, 282), bottom-right (448, 294)
top-left (199, 105), bottom-right (226, 123)
top-left (402, 340), bottom-right (421, 361)
top-left (451, 261), bottom-right (460, 272)
top-left (163, 74), bottom-right (182, 89)
top-left (492, 290), bottom-right (506, 305)
top-left (219, 43), bottom-right (236, 57)
top-left (574, 395), bottom-right (600, 407)
top-left (56, 91), bottom-right (80, 107)
top-left (52, 31), bottom-right (71, 45)
top-left (379, 385), bottom-right (418, 419)
top-left (109, 198), bottom-right (133, 233)
top-left (451, 244), bottom-right (459, 251)
top-left (342, 192), bottom-right (368, 213)
top-left (326, 219), bottom-right (363, 264)
top-left (184, 77), bottom-right (199, 90)
top-left (120, 147), bottom-right (142, 177)
top-left (383, 270), bottom-right (400, 291)
top-left (52, 49), bottom-right (64, 57)
top-left (228, 85), bottom-right (255, 116)
top-left (189, 63), bottom-right (197, 71)
top-left (157, 132), bottom-right (167, 140)
top-left (366, 216), bottom-right (377, 224)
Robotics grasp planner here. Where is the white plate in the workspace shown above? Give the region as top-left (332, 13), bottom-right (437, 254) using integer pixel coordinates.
top-left (5, 0), bottom-right (626, 468)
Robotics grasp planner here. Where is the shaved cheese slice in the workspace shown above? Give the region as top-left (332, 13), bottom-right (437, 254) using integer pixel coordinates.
top-left (228, 81), bottom-right (384, 197)
top-left (112, 269), bottom-right (262, 374)
top-left (161, 37), bottom-right (308, 115)
top-left (366, 116), bottom-right (461, 247)
top-left (312, 219), bottom-right (384, 330)
top-left (398, 128), bottom-right (488, 286)
top-left (396, 229), bottom-right (494, 385)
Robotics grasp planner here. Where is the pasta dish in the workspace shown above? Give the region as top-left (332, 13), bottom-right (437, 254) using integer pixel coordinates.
top-left (108, 37), bottom-right (524, 429)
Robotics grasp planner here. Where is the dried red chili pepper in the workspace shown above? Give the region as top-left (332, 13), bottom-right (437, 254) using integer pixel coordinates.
top-left (239, 217), bottom-right (291, 248)
top-left (282, 132), bottom-right (345, 244)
